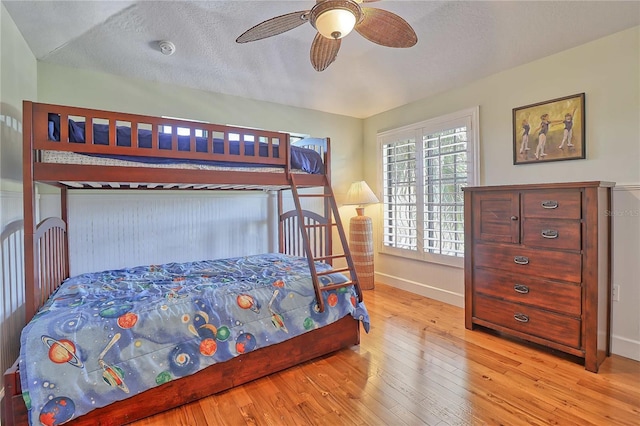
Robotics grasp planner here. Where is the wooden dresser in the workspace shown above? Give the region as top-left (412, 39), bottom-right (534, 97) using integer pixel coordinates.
top-left (463, 181), bottom-right (614, 372)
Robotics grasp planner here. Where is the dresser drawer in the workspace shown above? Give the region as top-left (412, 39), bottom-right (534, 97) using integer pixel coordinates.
top-left (522, 190), bottom-right (582, 219)
top-left (522, 219), bottom-right (581, 251)
top-left (474, 243), bottom-right (582, 283)
top-left (474, 295), bottom-right (581, 348)
top-left (474, 268), bottom-right (582, 316)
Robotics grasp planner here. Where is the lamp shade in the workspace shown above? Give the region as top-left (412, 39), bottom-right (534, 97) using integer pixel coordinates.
top-left (345, 181), bottom-right (379, 206)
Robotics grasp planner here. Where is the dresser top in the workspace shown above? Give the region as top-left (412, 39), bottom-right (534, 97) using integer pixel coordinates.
top-left (463, 181), bottom-right (616, 192)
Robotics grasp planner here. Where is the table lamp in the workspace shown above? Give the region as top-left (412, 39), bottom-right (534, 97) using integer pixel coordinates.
top-left (344, 181), bottom-right (379, 290)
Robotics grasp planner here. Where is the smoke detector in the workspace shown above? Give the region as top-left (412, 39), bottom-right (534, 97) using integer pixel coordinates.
top-left (158, 40), bottom-right (176, 56)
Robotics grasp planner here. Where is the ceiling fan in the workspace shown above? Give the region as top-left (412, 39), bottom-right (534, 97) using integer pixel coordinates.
top-left (236, 0), bottom-right (418, 72)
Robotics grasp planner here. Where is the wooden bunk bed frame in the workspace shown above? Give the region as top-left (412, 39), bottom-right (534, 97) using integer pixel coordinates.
top-left (2, 101), bottom-right (362, 426)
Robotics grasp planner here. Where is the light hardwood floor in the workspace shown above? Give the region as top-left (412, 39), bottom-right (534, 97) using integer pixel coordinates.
top-left (130, 283), bottom-right (640, 426)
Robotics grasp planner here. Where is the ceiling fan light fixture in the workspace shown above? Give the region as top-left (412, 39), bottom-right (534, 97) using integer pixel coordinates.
top-left (315, 8), bottom-right (356, 39)
top-left (310, 0), bottom-right (362, 40)
top-left (236, 0), bottom-right (417, 71)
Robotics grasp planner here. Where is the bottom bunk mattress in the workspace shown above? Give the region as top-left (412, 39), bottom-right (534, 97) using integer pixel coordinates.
top-left (19, 253), bottom-right (369, 425)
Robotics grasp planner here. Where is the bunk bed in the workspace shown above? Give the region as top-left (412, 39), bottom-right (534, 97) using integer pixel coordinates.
top-left (2, 101), bottom-right (368, 426)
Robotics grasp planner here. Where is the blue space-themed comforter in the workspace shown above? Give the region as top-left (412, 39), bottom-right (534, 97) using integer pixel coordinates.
top-left (19, 253), bottom-right (369, 426)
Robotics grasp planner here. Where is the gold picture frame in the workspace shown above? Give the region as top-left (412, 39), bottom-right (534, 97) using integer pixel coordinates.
top-left (513, 93), bottom-right (585, 165)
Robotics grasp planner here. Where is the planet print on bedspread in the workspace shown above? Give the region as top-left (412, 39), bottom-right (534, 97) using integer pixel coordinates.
top-left (41, 336), bottom-right (84, 368)
top-left (19, 253), bottom-right (370, 426)
top-left (39, 396), bottom-right (75, 426)
top-left (235, 332), bottom-right (257, 354)
top-left (169, 343), bottom-right (200, 377)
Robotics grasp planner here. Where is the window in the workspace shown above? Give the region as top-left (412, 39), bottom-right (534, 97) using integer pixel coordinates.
top-left (379, 107), bottom-right (479, 266)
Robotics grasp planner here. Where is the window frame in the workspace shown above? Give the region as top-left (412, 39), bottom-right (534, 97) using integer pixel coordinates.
top-left (377, 107), bottom-right (480, 268)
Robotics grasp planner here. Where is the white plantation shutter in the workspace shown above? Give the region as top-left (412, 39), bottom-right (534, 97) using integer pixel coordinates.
top-left (423, 126), bottom-right (468, 256)
top-left (382, 138), bottom-right (418, 251)
top-left (379, 107), bottom-right (479, 265)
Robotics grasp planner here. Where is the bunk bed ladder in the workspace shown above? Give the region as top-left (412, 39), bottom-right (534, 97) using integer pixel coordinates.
top-left (289, 174), bottom-right (363, 312)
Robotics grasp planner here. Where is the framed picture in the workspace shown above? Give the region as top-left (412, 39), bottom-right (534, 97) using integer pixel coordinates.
top-left (513, 93), bottom-right (585, 165)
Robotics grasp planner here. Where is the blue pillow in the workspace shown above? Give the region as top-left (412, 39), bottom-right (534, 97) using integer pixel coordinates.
top-left (47, 113), bottom-right (60, 141)
top-left (68, 119), bottom-right (85, 142)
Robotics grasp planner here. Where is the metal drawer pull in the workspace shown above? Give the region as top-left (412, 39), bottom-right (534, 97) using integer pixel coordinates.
top-left (514, 256), bottom-right (529, 265)
top-left (541, 229), bottom-right (559, 239)
top-left (514, 313), bottom-right (530, 323)
top-left (514, 284), bottom-right (530, 294)
top-left (541, 200), bottom-right (559, 209)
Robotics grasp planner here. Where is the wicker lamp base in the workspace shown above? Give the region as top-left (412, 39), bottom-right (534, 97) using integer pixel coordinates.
top-left (349, 211), bottom-right (374, 290)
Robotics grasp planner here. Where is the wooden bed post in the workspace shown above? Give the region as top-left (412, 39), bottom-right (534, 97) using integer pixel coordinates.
top-left (277, 189), bottom-right (284, 253)
top-left (266, 190), bottom-right (278, 253)
top-left (324, 138), bottom-right (333, 262)
top-left (60, 185), bottom-right (70, 275)
top-left (324, 138), bottom-right (331, 186)
top-left (284, 133), bottom-right (291, 182)
top-left (22, 100), bottom-right (38, 323)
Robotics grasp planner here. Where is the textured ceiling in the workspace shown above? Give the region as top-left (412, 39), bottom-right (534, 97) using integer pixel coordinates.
top-left (3, 1), bottom-right (640, 118)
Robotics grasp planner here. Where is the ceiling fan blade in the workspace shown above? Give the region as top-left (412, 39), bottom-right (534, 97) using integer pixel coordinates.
top-left (355, 7), bottom-right (417, 48)
top-left (236, 10), bottom-right (310, 43)
top-left (310, 32), bottom-right (341, 72)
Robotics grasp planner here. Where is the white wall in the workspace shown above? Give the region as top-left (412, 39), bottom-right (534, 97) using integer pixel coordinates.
top-left (39, 190), bottom-right (274, 275)
top-left (363, 26), bottom-right (640, 361)
top-left (610, 185), bottom-right (640, 360)
top-left (0, 2), bottom-right (37, 400)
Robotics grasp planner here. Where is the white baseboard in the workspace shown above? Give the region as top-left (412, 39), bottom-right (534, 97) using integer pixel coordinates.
top-left (611, 334), bottom-right (640, 362)
top-left (374, 272), bottom-right (464, 308)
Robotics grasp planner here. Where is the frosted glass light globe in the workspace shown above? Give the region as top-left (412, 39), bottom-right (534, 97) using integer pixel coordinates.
top-left (315, 8), bottom-right (357, 39)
